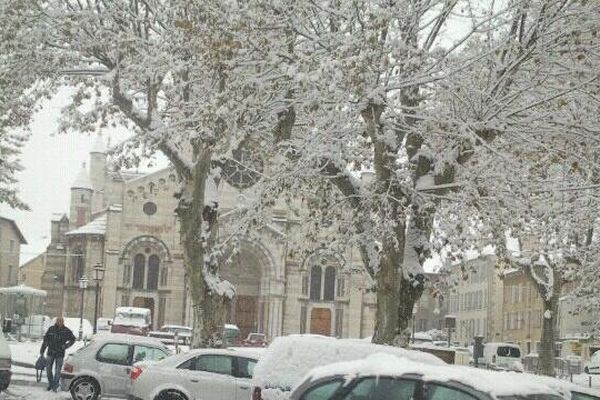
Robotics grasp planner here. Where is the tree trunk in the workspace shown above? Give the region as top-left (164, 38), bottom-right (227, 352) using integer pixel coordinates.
top-left (539, 299), bottom-right (559, 376)
top-left (176, 149), bottom-right (229, 348)
top-left (372, 255), bottom-right (401, 344)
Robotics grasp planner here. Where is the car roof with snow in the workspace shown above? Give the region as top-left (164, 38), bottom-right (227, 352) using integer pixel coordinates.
top-left (90, 333), bottom-right (167, 347)
top-left (299, 353), bottom-right (563, 399)
top-left (252, 334), bottom-right (445, 392)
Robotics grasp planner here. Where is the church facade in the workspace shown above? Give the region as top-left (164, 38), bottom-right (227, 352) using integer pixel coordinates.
top-left (40, 138), bottom-right (377, 340)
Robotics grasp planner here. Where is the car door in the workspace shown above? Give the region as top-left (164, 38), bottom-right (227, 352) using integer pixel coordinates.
top-left (233, 357), bottom-right (258, 400)
top-left (95, 342), bottom-right (132, 397)
top-left (181, 354), bottom-right (236, 400)
top-left (423, 382), bottom-right (489, 400)
top-left (132, 344), bottom-right (169, 364)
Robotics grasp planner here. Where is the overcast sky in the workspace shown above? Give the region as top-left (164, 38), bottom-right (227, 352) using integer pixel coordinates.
top-left (0, 88), bottom-right (133, 265)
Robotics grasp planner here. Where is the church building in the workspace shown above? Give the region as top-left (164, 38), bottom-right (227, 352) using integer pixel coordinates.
top-left (39, 137), bottom-right (377, 340)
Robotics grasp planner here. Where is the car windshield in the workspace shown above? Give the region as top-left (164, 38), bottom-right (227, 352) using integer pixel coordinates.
top-left (114, 312), bottom-right (148, 326)
top-left (497, 346), bottom-right (521, 358)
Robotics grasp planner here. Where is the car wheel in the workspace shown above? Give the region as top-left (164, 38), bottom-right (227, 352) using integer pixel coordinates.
top-left (155, 389), bottom-right (188, 400)
top-left (70, 377), bottom-right (100, 400)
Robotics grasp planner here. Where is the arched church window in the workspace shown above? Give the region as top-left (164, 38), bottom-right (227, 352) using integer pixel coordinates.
top-left (147, 255), bottom-right (160, 290)
top-left (132, 254), bottom-right (146, 289)
top-left (71, 249), bottom-right (84, 284)
top-left (310, 265), bottom-right (322, 301)
top-left (323, 266), bottom-right (336, 301)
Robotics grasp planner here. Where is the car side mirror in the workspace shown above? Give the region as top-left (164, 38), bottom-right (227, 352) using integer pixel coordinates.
top-left (108, 321), bottom-right (112, 326)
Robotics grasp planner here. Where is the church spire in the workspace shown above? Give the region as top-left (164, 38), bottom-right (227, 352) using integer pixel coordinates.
top-left (71, 162), bottom-right (93, 190)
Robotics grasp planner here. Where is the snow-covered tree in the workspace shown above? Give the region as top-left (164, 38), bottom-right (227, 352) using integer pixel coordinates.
top-left (214, 0), bottom-right (600, 347)
top-left (0, 1), bottom-right (37, 210)
top-left (4, 0), bottom-right (599, 353)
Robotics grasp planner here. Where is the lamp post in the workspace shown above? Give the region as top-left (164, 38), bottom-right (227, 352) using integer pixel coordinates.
top-left (411, 304), bottom-right (418, 344)
top-left (78, 275), bottom-right (88, 341)
top-left (92, 263), bottom-right (106, 334)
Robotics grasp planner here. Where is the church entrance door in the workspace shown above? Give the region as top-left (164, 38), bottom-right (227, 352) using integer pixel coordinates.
top-left (234, 295), bottom-right (258, 340)
top-left (310, 308), bottom-right (332, 336)
top-left (133, 297), bottom-right (155, 329)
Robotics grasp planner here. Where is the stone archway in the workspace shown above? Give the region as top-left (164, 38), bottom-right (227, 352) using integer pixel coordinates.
top-left (220, 239), bottom-right (273, 339)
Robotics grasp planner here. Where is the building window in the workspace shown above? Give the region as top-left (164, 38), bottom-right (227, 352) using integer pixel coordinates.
top-left (121, 294), bottom-right (129, 306)
top-left (132, 254), bottom-right (146, 289)
top-left (9, 240), bottom-right (14, 252)
top-left (301, 274), bottom-right (309, 296)
top-left (143, 202), bottom-right (157, 216)
top-left (336, 277), bottom-right (346, 297)
top-left (160, 267), bottom-right (168, 286)
top-left (300, 306), bottom-right (307, 334)
top-left (8, 265), bottom-right (13, 284)
top-left (323, 266), bottom-right (336, 301)
top-left (309, 265), bottom-right (322, 301)
top-left (334, 308), bottom-right (344, 337)
top-left (71, 249), bottom-right (84, 284)
top-left (122, 264), bottom-right (131, 286)
top-left (147, 255), bottom-right (160, 290)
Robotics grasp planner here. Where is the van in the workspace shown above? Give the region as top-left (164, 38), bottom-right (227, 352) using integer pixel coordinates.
top-left (110, 307), bottom-right (152, 336)
top-left (483, 342), bottom-right (523, 371)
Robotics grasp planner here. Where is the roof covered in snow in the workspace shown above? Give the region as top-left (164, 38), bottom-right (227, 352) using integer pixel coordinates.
top-left (0, 284), bottom-right (46, 297)
top-left (65, 214), bottom-right (107, 236)
top-left (71, 163), bottom-right (93, 190)
top-left (252, 335), bottom-right (444, 398)
top-left (302, 353), bottom-right (562, 399)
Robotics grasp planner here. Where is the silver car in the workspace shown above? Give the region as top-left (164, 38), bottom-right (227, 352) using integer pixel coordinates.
top-left (129, 347), bottom-right (263, 400)
top-left (61, 334), bottom-right (170, 400)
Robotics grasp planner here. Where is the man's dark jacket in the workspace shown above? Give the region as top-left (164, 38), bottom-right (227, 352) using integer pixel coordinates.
top-left (40, 324), bottom-right (76, 358)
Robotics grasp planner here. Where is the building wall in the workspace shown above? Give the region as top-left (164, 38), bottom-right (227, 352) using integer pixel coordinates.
top-left (40, 145), bottom-right (377, 339)
top-left (413, 272), bottom-right (447, 333)
top-left (501, 270), bottom-right (543, 354)
top-left (0, 218), bottom-right (24, 287)
top-left (19, 254), bottom-right (44, 289)
top-left (446, 255), bottom-right (503, 345)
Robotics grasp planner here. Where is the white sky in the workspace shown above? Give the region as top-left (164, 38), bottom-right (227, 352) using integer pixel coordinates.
top-left (0, 88), bottom-right (133, 265)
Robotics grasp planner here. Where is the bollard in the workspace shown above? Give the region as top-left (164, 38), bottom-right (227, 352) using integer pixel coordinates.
top-left (174, 332), bottom-right (179, 354)
top-left (570, 372), bottom-right (573, 383)
top-left (590, 375), bottom-right (592, 388)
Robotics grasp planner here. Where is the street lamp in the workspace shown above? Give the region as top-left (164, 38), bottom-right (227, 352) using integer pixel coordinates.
top-left (92, 263), bottom-right (106, 334)
top-left (411, 304), bottom-right (418, 344)
top-left (78, 275), bottom-right (88, 341)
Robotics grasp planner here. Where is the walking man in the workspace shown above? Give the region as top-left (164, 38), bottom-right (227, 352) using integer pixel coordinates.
top-left (40, 317), bottom-right (76, 391)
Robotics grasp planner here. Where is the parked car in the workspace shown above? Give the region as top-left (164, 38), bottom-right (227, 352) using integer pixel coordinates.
top-left (527, 373), bottom-right (600, 400)
top-left (61, 334), bottom-right (170, 400)
top-left (483, 342), bottom-right (523, 371)
top-left (585, 350), bottom-right (600, 374)
top-left (129, 347), bottom-right (264, 400)
top-left (290, 353), bottom-right (565, 400)
top-left (251, 334), bottom-right (444, 400)
top-left (96, 318), bottom-right (113, 333)
top-left (0, 328), bottom-right (11, 391)
top-left (242, 333), bottom-right (268, 347)
top-left (111, 307), bottom-right (152, 336)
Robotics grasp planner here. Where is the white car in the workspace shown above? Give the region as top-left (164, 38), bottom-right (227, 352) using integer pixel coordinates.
top-left (585, 350), bottom-right (600, 374)
top-left (61, 334), bottom-right (170, 400)
top-left (129, 347), bottom-right (263, 400)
